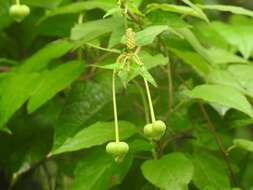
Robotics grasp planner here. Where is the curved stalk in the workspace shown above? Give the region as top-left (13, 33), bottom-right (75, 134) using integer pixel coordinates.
top-left (112, 70), bottom-right (120, 143)
top-left (144, 79), bottom-right (156, 123)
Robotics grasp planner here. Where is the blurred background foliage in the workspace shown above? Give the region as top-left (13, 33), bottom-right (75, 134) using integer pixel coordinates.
top-left (0, 0), bottom-right (253, 190)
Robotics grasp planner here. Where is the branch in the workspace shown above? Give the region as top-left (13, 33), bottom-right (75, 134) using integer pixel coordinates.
top-left (199, 104), bottom-right (238, 186)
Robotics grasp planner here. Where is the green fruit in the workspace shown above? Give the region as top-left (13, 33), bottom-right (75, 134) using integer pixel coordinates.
top-left (152, 120), bottom-right (166, 135)
top-left (9, 4), bottom-right (30, 22)
top-left (106, 142), bottom-right (118, 156)
top-left (143, 124), bottom-right (155, 138)
top-left (106, 141), bottom-right (129, 156)
top-left (117, 141), bottom-right (129, 155)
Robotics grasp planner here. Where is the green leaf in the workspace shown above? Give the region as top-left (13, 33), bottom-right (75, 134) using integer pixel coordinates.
top-left (187, 84), bottom-right (253, 118)
top-left (233, 139), bottom-right (253, 152)
top-left (70, 18), bottom-right (123, 41)
top-left (228, 64), bottom-right (253, 98)
top-left (23, 0), bottom-right (63, 9)
top-left (199, 4), bottom-right (253, 17)
top-left (0, 73), bottom-right (40, 129)
top-left (175, 28), bottom-right (212, 63)
top-left (70, 150), bottom-right (113, 190)
top-left (182, 0), bottom-right (209, 22)
top-left (146, 3), bottom-right (208, 22)
top-left (205, 47), bottom-right (247, 65)
top-left (141, 153), bottom-right (194, 190)
top-left (134, 25), bottom-right (169, 46)
top-left (0, 0), bottom-right (11, 29)
top-left (50, 121), bottom-right (136, 155)
top-left (192, 152), bottom-right (231, 190)
top-left (39, 1), bottom-right (114, 23)
top-left (211, 21), bottom-right (253, 59)
top-left (206, 69), bottom-right (244, 93)
top-left (70, 149), bottom-right (133, 190)
top-left (20, 40), bottom-right (74, 72)
top-left (170, 48), bottom-right (211, 77)
top-left (27, 60), bottom-right (84, 113)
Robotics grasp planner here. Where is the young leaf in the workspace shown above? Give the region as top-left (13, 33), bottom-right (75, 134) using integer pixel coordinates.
top-left (50, 121), bottom-right (136, 156)
top-left (141, 153), bottom-right (194, 190)
top-left (187, 84), bottom-right (253, 118)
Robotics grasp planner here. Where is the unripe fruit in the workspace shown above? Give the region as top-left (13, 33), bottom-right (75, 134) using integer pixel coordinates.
top-left (143, 124), bottom-right (155, 138)
top-left (106, 141), bottom-right (129, 156)
top-left (152, 120), bottom-right (166, 135)
top-left (9, 4), bottom-right (30, 22)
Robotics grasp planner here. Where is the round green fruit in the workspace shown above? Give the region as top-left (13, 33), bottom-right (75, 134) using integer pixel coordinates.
top-left (152, 120), bottom-right (166, 135)
top-left (9, 4), bottom-right (30, 22)
top-left (143, 124), bottom-right (155, 138)
top-left (106, 141), bottom-right (129, 156)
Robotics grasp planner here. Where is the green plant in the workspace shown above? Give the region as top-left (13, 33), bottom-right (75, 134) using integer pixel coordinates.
top-left (0, 0), bottom-right (253, 189)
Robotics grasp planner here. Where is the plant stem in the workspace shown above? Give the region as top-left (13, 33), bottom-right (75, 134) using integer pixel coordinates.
top-left (112, 70), bottom-right (120, 143)
top-left (42, 163), bottom-right (53, 190)
top-left (167, 62), bottom-right (173, 113)
top-left (199, 104), bottom-right (238, 186)
top-left (16, 0), bottom-right (20, 5)
top-left (144, 79), bottom-right (156, 123)
top-left (133, 80), bottom-right (150, 123)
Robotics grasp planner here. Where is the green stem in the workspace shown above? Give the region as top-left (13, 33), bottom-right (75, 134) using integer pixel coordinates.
top-left (144, 79), bottom-right (156, 123)
top-left (16, 0), bottom-right (20, 5)
top-left (112, 70), bottom-right (120, 143)
top-left (133, 80), bottom-right (150, 123)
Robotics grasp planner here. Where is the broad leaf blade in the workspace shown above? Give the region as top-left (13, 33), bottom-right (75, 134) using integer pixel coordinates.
top-left (28, 60), bottom-right (84, 113)
top-left (187, 84), bottom-right (253, 118)
top-left (141, 153), bottom-right (194, 190)
top-left (50, 121), bottom-right (136, 155)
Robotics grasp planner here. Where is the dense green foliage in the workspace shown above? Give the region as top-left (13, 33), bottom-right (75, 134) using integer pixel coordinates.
top-left (0, 0), bottom-right (253, 189)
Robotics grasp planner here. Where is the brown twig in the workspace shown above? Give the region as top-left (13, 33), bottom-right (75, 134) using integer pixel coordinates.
top-left (199, 104), bottom-right (238, 186)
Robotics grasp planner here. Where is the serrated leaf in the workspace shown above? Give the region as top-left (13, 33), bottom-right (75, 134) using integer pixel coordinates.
top-left (50, 121), bottom-right (136, 155)
top-left (28, 61), bottom-right (84, 113)
top-left (141, 153), bottom-right (193, 190)
top-left (188, 84), bottom-right (253, 118)
top-left (233, 139), bottom-right (253, 152)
